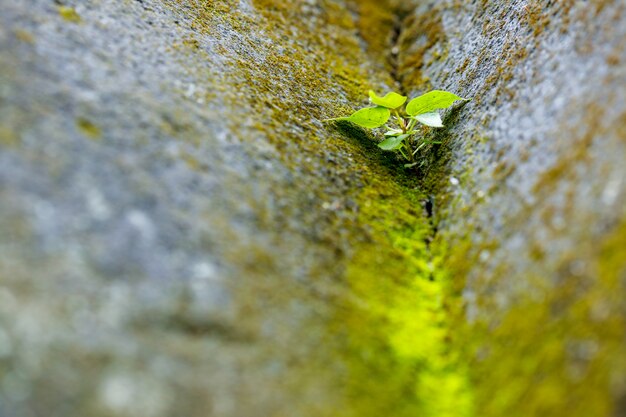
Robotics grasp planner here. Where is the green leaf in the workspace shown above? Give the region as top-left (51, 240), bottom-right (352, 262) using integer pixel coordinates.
top-left (406, 90), bottom-right (467, 116)
top-left (368, 90), bottom-right (408, 109)
top-left (329, 106), bottom-right (391, 128)
top-left (414, 111), bottom-right (443, 127)
top-left (378, 134), bottom-right (408, 150)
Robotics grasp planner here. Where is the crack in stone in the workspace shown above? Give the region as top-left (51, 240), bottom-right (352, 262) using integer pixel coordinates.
top-left (388, 7), bottom-right (409, 96)
top-left (385, 7), bottom-right (442, 280)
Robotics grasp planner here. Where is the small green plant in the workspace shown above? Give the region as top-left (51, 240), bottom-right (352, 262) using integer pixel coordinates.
top-left (327, 90), bottom-right (468, 168)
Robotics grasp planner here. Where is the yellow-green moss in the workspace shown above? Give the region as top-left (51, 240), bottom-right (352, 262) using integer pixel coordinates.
top-left (438, 219), bottom-right (626, 417)
top-left (162, 1), bottom-right (475, 415)
top-left (422, 115), bottom-right (626, 417)
top-left (394, 2), bottom-right (626, 417)
top-left (14, 29), bottom-right (35, 44)
top-left (76, 118), bottom-right (101, 140)
top-left (58, 6), bottom-right (81, 23)
top-left (332, 168), bottom-right (474, 417)
top-left (178, 35), bottom-right (201, 50)
top-left (0, 127), bottom-right (19, 147)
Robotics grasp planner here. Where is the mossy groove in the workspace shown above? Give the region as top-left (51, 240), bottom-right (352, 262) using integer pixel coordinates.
top-left (337, 3), bottom-right (475, 416)
top-left (167, 0), bottom-right (478, 414)
top-left (399, 2), bottom-right (626, 417)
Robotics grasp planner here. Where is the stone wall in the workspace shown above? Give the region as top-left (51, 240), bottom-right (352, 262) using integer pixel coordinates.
top-left (0, 1), bottom-right (441, 416)
top-left (399, 1), bottom-right (626, 416)
top-left (1, 0), bottom-right (625, 416)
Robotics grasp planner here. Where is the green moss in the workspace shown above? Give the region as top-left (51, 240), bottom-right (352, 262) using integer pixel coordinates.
top-left (388, 3), bottom-right (626, 417)
top-left (179, 35), bottom-right (201, 50)
top-left (0, 127), bottom-right (19, 147)
top-left (58, 6), bottom-right (81, 23)
top-left (445, 218), bottom-right (626, 417)
top-left (14, 29), bottom-right (35, 44)
top-left (421, 124), bottom-right (626, 417)
top-left (76, 118), bottom-right (101, 140)
top-left (162, 1), bottom-right (475, 414)
top-left (329, 166), bottom-right (473, 417)
top-left (341, 165), bottom-right (626, 417)
top-left (181, 153), bottom-right (202, 171)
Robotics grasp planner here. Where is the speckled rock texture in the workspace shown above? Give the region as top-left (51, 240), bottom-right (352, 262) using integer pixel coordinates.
top-left (0, 1), bottom-right (446, 416)
top-left (398, 1), bottom-right (626, 416)
top-left (4, 0), bottom-right (626, 416)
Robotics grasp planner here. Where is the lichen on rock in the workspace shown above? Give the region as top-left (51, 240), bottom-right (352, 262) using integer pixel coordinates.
top-left (2, 0), bottom-right (624, 415)
top-left (400, 1), bottom-right (626, 416)
top-left (0, 0), bottom-right (463, 416)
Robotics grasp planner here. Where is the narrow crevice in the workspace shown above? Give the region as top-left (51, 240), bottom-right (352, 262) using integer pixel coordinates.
top-left (388, 9), bottom-right (409, 96)
top-left (422, 194), bottom-right (439, 281)
top-left (386, 6), bottom-right (441, 280)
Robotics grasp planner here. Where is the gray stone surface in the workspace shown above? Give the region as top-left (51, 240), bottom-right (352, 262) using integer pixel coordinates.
top-left (4, 0), bottom-right (626, 416)
top-left (399, 1), bottom-right (626, 416)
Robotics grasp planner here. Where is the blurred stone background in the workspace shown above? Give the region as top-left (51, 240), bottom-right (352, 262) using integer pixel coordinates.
top-left (1, 0), bottom-right (625, 417)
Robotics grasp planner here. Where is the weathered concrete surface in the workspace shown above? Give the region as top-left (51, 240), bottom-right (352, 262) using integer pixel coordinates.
top-left (5, 0), bottom-right (625, 416)
top-left (0, 1), bottom-right (460, 416)
top-left (399, 1), bottom-right (626, 416)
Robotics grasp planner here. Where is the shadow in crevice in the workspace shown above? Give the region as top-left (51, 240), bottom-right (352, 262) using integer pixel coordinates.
top-left (331, 121), bottom-right (413, 182)
top-left (418, 103), bottom-right (469, 181)
top-left (331, 120), bottom-right (374, 150)
top-left (327, 101), bottom-right (470, 195)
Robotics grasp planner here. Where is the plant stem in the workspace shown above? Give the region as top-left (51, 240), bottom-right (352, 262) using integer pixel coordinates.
top-left (405, 132), bottom-right (415, 163)
top-left (394, 110), bottom-right (407, 133)
top-left (399, 147), bottom-right (409, 161)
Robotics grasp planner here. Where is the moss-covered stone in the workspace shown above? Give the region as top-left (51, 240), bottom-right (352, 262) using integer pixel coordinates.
top-left (0, 0), bottom-right (470, 416)
top-left (58, 5), bottom-right (82, 23)
top-left (401, 1), bottom-right (626, 416)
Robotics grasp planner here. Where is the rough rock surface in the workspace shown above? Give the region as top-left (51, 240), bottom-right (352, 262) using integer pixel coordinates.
top-left (398, 1), bottom-right (626, 416)
top-left (0, 1), bottom-right (445, 416)
top-left (2, 0), bottom-right (626, 416)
